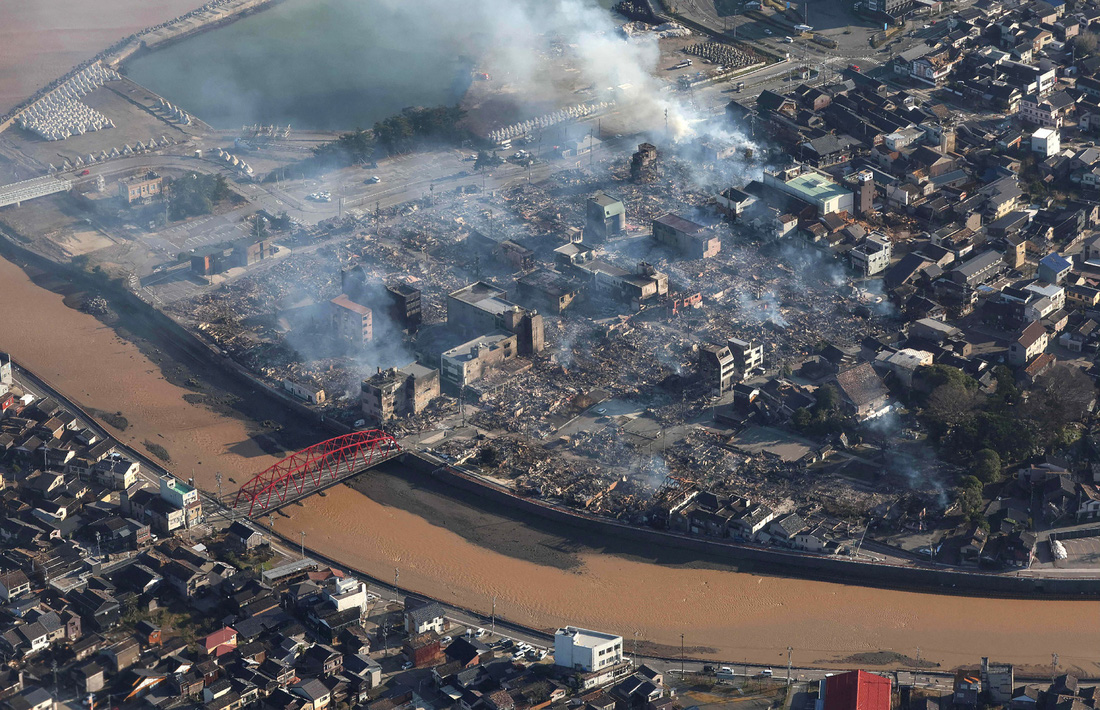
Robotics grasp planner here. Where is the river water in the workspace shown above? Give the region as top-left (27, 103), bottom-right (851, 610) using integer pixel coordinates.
top-left (0, 254), bottom-right (1097, 675)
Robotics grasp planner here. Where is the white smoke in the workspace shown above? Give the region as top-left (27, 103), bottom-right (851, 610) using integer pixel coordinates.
top-left (371, 0), bottom-right (703, 140)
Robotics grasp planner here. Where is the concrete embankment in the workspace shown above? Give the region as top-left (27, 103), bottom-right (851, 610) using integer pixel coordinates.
top-left (2, 217), bottom-right (1096, 598)
top-left (403, 454), bottom-right (1100, 599)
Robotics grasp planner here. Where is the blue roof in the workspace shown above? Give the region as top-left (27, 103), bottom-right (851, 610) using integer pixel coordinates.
top-left (1040, 253), bottom-right (1071, 272)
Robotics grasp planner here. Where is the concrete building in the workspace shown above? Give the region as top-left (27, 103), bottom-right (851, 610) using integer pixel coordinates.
top-left (232, 237), bottom-right (274, 267)
top-left (653, 213), bottom-right (720, 259)
top-left (554, 627), bottom-right (623, 673)
top-left (699, 343), bottom-right (736, 393)
top-left (440, 332), bottom-right (518, 391)
top-left (849, 233), bottom-right (893, 276)
top-left (0, 352), bottom-right (10, 397)
top-left (875, 348), bottom-right (933, 387)
top-left (728, 338), bottom-right (764, 375)
top-left (763, 165), bottom-right (854, 216)
top-left (981, 659), bottom-right (1014, 704)
top-left (160, 476), bottom-right (203, 528)
top-left (577, 260), bottom-right (668, 304)
top-left (1031, 127), bottom-right (1060, 157)
top-left (118, 173), bottom-right (162, 204)
top-left (283, 379), bottom-right (326, 404)
top-left (716, 187), bottom-right (756, 218)
top-left (515, 269), bottom-right (580, 314)
top-left (586, 192), bottom-right (626, 242)
top-left (360, 363), bottom-right (440, 422)
top-left (329, 295), bottom-right (373, 349)
top-left (385, 282), bottom-right (423, 333)
top-left (447, 282), bottom-right (544, 355)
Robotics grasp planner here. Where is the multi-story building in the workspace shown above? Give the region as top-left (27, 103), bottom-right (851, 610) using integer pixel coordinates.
top-left (360, 363), bottom-right (440, 422)
top-left (849, 234), bottom-right (893, 276)
top-left (576, 260), bottom-right (668, 304)
top-left (585, 192), bottom-right (626, 242)
top-left (652, 213), bottom-right (720, 259)
top-left (118, 173), bottom-right (162, 204)
top-left (92, 455), bottom-right (139, 490)
top-left (865, 0), bottom-right (914, 18)
top-left (554, 627), bottom-right (623, 673)
top-left (728, 338), bottom-right (764, 375)
top-left (329, 295), bottom-right (373, 349)
top-left (0, 351), bottom-right (10, 397)
top-left (763, 165), bottom-right (854, 217)
top-left (160, 476), bottom-right (203, 529)
top-left (440, 333), bottom-right (518, 391)
top-left (699, 343), bottom-right (736, 393)
top-left (1009, 321), bottom-right (1048, 366)
top-left (447, 282), bottom-right (543, 355)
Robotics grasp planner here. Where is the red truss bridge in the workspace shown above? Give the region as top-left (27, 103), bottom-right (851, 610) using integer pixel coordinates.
top-left (234, 430), bottom-right (401, 517)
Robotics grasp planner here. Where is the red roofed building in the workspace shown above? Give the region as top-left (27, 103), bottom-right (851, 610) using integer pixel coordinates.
top-left (203, 627), bottom-right (238, 657)
top-left (823, 670), bottom-right (892, 710)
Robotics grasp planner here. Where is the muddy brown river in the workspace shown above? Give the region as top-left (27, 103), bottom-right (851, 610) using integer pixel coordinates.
top-left (1, 255), bottom-right (1097, 674)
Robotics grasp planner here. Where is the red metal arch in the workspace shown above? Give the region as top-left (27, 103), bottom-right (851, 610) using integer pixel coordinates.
top-left (234, 430), bottom-right (401, 517)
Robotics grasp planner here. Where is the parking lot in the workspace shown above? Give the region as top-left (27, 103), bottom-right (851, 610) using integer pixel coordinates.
top-left (1053, 536), bottom-right (1100, 567)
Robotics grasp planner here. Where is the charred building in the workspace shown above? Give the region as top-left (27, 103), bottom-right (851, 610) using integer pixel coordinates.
top-left (585, 192), bottom-right (626, 242)
top-left (361, 363), bottom-right (440, 422)
top-left (330, 294), bottom-right (373, 349)
top-left (653, 213), bottom-right (720, 259)
top-left (447, 282), bottom-right (544, 355)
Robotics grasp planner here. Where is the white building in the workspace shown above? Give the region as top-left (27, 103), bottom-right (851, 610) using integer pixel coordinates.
top-left (554, 626), bottom-right (623, 673)
top-left (1031, 127), bottom-right (1060, 157)
top-left (875, 348), bottom-right (934, 388)
top-left (93, 455), bottom-right (139, 490)
top-left (324, 576), bottom-right (369, 613)
top-left (849, 233), bottom-right (893, 276)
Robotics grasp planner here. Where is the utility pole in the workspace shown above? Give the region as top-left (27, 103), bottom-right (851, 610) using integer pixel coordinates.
top-left (394, 567), bottom-right (399, 599)
top-left (215, 471), bottom-right (222, 502)
top-left (491, 595), bottom-right (497, 637)
top-left (1052, 653), bottom-right (1058, 683)
top-left (681, 633), bottom-right (685, 677)
top-left (299, 530), bottom-right (306, 559)
top-left (787, 646), bottom-right (793, 686)
top-left (633, 631), bottom-right (640, 668)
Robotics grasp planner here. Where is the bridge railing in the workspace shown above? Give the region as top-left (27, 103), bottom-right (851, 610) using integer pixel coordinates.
top-left (234, 429), bottom-right (400, 516)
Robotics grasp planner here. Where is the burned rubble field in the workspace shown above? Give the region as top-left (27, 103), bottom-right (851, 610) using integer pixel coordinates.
top-left (170, 151), bottom-right (915, 519)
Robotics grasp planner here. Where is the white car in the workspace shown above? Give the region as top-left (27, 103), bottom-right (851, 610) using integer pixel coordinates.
top-left (783, 36), bottom-right (793, 42)
top-left (764, 28), bottom-right (773, 35)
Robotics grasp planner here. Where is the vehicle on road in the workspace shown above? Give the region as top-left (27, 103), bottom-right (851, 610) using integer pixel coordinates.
top-left (401, 661), bottom-right (413, 670)
top-left (759, 669), bottom-right (774, 677)
top-left (80, 169), bottom-right (90, 176)
top-left (763, 28), bottom-right (773, 34)
top-left (783, 36), bottom-right (793, 42)
top-left (595, 407), bottom-right (606, 414)
top-left (365, 176), bottom-right (381, 184)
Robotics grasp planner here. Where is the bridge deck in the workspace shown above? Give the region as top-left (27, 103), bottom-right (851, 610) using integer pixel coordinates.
top-left (0, 175), bottom-right (73, 208)
top-left (241, 448), bottom-right (401, 519)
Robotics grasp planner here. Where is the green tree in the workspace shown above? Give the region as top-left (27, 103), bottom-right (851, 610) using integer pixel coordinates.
top-left (973, 448), bottom-right (1002, 484)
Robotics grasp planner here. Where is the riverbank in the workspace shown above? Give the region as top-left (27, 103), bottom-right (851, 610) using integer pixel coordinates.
top-left (0, 238), bottom-right (1098, 672)
top-left (280, 462), bottom-right (1100, 674)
